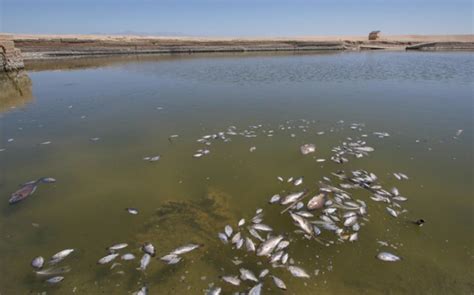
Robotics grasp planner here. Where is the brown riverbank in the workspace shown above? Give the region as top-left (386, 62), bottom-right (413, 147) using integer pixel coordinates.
top-left (6, 34), bottom-right (473, 60)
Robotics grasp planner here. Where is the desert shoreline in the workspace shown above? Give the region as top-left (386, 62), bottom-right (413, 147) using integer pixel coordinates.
top-left (2, 33), bottom-right (474, 61)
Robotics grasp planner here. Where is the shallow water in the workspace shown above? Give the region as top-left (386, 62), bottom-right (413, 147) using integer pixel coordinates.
top-left (0, 51), bottom-right (472, 294)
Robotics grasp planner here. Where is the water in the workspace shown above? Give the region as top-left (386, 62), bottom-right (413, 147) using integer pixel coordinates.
top-left (0, 51), bottom-right (472, 294)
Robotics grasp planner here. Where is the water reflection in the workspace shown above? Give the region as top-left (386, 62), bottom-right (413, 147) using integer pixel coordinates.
top-left (0, 71), bottom-right (33, 112)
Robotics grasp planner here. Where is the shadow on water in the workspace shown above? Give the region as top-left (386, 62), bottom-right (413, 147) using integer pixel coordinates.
top-left (0, 71), bottom-right (33, 113)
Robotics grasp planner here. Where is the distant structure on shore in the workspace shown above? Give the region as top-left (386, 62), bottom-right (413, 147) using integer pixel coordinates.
top-left (0, 34), bottom-right (24, 72)
top-left (368, 31), bottom-right (381, 41)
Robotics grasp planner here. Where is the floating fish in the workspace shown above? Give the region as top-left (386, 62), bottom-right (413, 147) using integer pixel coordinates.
top-left (249, 146), bottom-right (256, 152)
top-left (271, 276), bottom-right (287, 290)
top-left (98, 253), bottom-right (119, 264)
top-left (121, 253), bottom-right (135, 260)
top-left (206, 287), bottom-right (222, 295)
top-left (218, 233), bottom-right (228, 244)
top-left (170, 244), bottom-right (200, 255)
top-left (256, 235), bottom-right (284, 257)
top-left (225, 225), bottom-right (233, 237)
top-left (142, 243), bottom-right (156, 256)
top-left (221, 275), bottom-right (241, 286)
top-left (252, 223), bottom-right (273, 232)
top-left (300, 144), bottom-right (316, 155)
top-left (140, 253), bottom-right (151, 270)
top-left (46, 276), bottom-right (64, 284)
top-left (344, 216), bottom-right (358, 227)
top-left (376, 252), bottom-right (401, 262)
top-left (107, 243), bottom-right (128, 252)
top-left (288, 265), bottom-right (310, 278)
top-left (49, 249), bottom-right (74, 265)
top-left (281, 191), bottom-right (305, 205)
top-left (31, 256), bottom-right (44, 269)
top-left (248, 283), bottom-right (262, 295)
top-left (126, 208), bottom-right (139, 215)
top-left (238, 218), bottom-right (245, 227)
top-left (231, 232), bottom-right (242, 244)
top-left (35, 266), bottom-right (70, 276)
top-left (293, 177), bottom-right (303, 186)
top-left (136, 286), bottom-right (148, 295)
top-left (307, 194), bottom-right (325, 210)
top-left (290, 212), bottom-right (313, 236)
top-left (259, 269), bottom-right (269, 278)
top-left (40, 177), bottom-right (56, 183)
top-left (386, 207), bottom-right (398, 218)
top-left (240, 268), bottom-right (259, 282)
top-left (9, 182), bottom-right (38, 204)
top-left (245, 237), bottom-right (256, 252)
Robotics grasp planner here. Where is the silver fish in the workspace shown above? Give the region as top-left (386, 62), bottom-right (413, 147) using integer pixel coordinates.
top-left (252, 223), bottom-right (273, 232)
top-left (344, 216), bottom-right (358, 227)
top-left (248, 228), bottom-right (265, 242)
top-left (160, 254), bottom-right (179, 262)
top-left (126, 208), bottom-right (139, 215)
top-left (276, 240), bottom-right (290, 251)
top-left (307, 193), bottom-right (325, 210)
top-left (221, 275), bottom-right (241, 286)
top-left (206, 287), bottom-right (222, 295)
top-left (40, 177), bottom-right (56, 183)
top-left (393, 196), bottom-right (408, 202)
top-left (290, 212), bottom-right (313, 236)
top-left (288, 265), bottom-right (310, 278)
top-left (270, 251), bottom-right (284, 264)
top-left (249, 283), bottom-right (262, 295)
top-left (281, 191), bottom-right (305, 205)
top-left (140, 253), bottom-right (151, 270)
top-left (31, 256), bottom-right (44, 269)
top-left (35, 266), bottom-right (70, 276)
top-left (245, 237), bottom-right (256, 252)
top-left (107, 243), bottom-right (128, 251)
top-left (293, 177), bottom-right (303, 186)
top-left (386, 207), bottom-right (398, 218)
top-left (170, 244), bottom-right (200, 255)
top-left (272, 276), bottom-right (287, 290)
top-left (121, 253), bottom-right (136, 260)
top-left (238, 218), bottom-right (245, 227)
top-left (256, 235), bottom-right (284, 256)
top-left (98, 253), bottom-right (119, 264)
top-left (46, 276), bottom-right (64, 284)
top-left (232, 232), bottom-right (242, 244)
top-left (300, 143), bottom-right (316, 155)
top-left (165, 256), bottom-right (182, 264)
top-left (377, 252), bottom-right (401, 262)
top-left (259, 269), bottom-right (269, 278)
top-left (281, 252), bottom-right (289, 264)
top-left (236, 238), bottom-right (244, 249)
top-left (218, 232), bottom-right (228, 244)
top-left (225, 225), bottom-right (233, 237)
top-left (49, 249), bottom-right (74, 264)
top-left (240, 268), bottom-right (259, 282)
top-left (142, 243), bottom-right (156, 256)
top-left (9, 182), bottom-right (38, 204)
top-left (349, 233), bottom-right (358, 242)
top-left (136, 286), bottom-right (148, 295)
top-left (269, 194), bottom-right (281, 204)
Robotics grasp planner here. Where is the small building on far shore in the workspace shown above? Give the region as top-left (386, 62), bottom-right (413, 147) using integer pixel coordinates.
top-left (368, 31), bottom-right (381, 40)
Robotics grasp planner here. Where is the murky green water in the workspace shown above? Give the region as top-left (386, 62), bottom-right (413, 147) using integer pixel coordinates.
top-left (0, 51), bottom-right (472, 295)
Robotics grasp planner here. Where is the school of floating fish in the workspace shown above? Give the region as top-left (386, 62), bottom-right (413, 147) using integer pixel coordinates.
top-left (5, 117), bottom-right (461, 294)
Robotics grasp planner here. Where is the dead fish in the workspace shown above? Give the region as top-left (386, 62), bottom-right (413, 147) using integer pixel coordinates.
top-left (281, 252), bottom-right (289, 264)
top-left (349, 233), bottom-right (358, 242)
top-left (252, 223), bottom-right (273, 232)
top-left (391, 187), bottom-right (400, 196)
top-left (143, 155), bottom-right (160, 162)
top-left (9, 182), bottom-right (38, 204)
top-left (142, 243), bottom-right (156, 256)
top-left (221, 275), bottom-right (241, 286)
top-left (140, 253), bottom-right (151, 270)
top-left (136, 286), bottom-right (148, 295)
top-left (248, 283), bottom-right (262, 295)
top-left (121, 253), bottom-right (136, 260)
top-left (35, 266), bottom-right (70, 276)
top-left (249, 146), bottom-right (256, 152)
top-left (245, 237), bottom-right (256, 252)
top-left (300, 143), bottom-right (316, 155)
top-left (225, 225), bottom-right (233, 237)
top-left (256, 235), bottom-right (284, 256)
top-left (232, 232), bottom-right (242, 244)
top-left (455, 129), bottom-right (463, 137)
top-left (193, 153), bottom-right (203, 158)
top-left (218, 232), bottom-right (228, 244)
top-left (386, 207), bottom-right (398, 218)
top-left (288, 265), bottom-right (310, 278)
top-left (271, 276), bottom-right (287, 290)
top-left (276, 240), bottom-right (290, 251)
top-left (281, 191), bottom-right (305, 205)
top-left (240, 268), bottom-right (259, 282)
top-left (107, 243), bottom-right (128, 252)
top-left (344, 216), bottom-right (358, 227)
top-left (290, 212), bottom-right (313, 236)
top-left (46, 276), bottom-right (64, 284)
top-left (31, 256), bottom-right (44, 269)
top-left (165, 256), bottom-right (182, 264)
top-left (270, 250), bottom-right (284, 263)
top-left (376, 252), bottom-right (401, 262)
top-left (293, 177), bottom-right (303, 186)
top-left (238, 218), bottom-right (245, 227)
top-left (393, 173), bottom-right (402, 180)
top-left (170, 244), bottom-right (200, 255)
top-left (40, 177), bottom-right (56, 183)
top-left (307, 194), bottom-right (325, 210)
top-left (248, 228), bottom-right (265, 242)
top-left (98, 253), bottom-right (119, 264)
top-left (259, 269), bottom-right (269, 278)
top-left (49, 249), bottom-right (74, 265)
top-left (277, 176), bottom-right (284, 182)
top-left (236, 238), bottom-right (244, 249)
top-left (393, 196), bottom-right (408, 202)
top-left (206, 287), bottom-right (221, 295)
top-left (126, 208), bottom-right (139, 215)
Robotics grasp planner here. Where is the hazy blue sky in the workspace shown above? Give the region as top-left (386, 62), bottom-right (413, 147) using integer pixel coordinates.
top-left (1, 0), bottom-right (472, 36)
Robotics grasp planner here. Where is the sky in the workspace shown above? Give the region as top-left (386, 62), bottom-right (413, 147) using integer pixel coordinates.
top-left (0, 0), bottom-right (472, 36)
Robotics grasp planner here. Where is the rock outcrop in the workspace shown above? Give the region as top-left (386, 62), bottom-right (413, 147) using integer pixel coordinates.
top-left (0, 35), bottom-right (24, 71)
